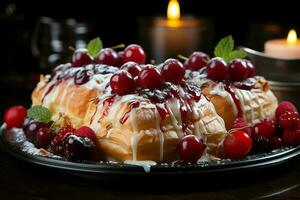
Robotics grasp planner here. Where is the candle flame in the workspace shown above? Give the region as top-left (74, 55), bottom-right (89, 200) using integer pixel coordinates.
top-left (167, 0), bottom-right (180, 20)
top-left (287, 29), bottom-right (297, 45)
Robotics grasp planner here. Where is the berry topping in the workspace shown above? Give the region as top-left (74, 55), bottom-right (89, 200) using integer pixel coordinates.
top-left (278, 111), bottom-right (300, 129)
top-left (270, 136), bottom-right (284, 150)
top-left (252, 119), bottom-right (276, 139)
top-left (4, 105), bottom-right (27, 129)
top-left (223, 130), bottom-right (252, 159)
top-left (283, 128), bottom-right (300, 145)
top-left (184, 51), bottom-right (210, 71)
top-left (35, 127), bottom-right (54, 148)
top-left (245, 59), bottom-right (256, 77)
top-left (206, 57), bottom-right (228, 81)
top-left (74, 126), bottom-right (97, 144)
top-left (23, 120), bottom-right (48, 142)
top-left (123, 44), bottom-right (146, 64)
top-left (120, 62), bottom-right (142, 77)
top-left (228, 59), bottom-right (248, 81)
top-left (49, 126), bottom-right (75, 155)
top-left (275, 101), bottom-right (298, 121)
top-left (251, 136), bottom-right (271, 154)
top-left (161, 59), bottom-right (185, 84)
top-left (74, 69), bottom-right (89, 85)
top-left (71, 49), bottom-right (93, 67)
top-left (231, 118), bottom-right (251, 136)
top-left (137, 65), bottom-right (165, 89)
top-left (178, 135), bottom-right (205, 163)
top-left (95, 48), bottom-right (121, 67)
top-left (110, 70), bottom-right (135, 95)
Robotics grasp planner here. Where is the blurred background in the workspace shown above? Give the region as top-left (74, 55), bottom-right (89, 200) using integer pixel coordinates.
top-left (0, 0), bottom-right (299, 115)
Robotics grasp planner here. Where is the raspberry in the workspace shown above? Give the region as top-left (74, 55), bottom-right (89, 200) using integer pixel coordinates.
top-left (275, 101), bottom-right (297, 121)
top-left (278, 111), bottom-right (300, 129)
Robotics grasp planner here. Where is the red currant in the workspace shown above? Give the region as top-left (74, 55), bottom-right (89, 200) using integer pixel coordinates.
top-left (161, 59), bottom-right (185, 84)
top-left (206, 57), bottom-right (228, 81)
top-left (223, 130), bottom-right (252, 159)
top-left (275, 101), bottom-right (298, 121)
top-left (228, 59), bottom-right (248, 81)
top-left (178, 135), bottom-right (205, 163)
top-left (137, 65), bottom-right (165, 89)
top-left (71, 49), bottom-right (93, 67)
top-left (95, 48), bottom-right (121, 67)
top-left (110, 70), bottom-right (135, 95)
top-left (4, 105), bottom-right (27, 129)
top-left (120, 62), bottom-right (142, 77)
top-left (251, 119), bottom-right (276, 138)
top-left (123, 44), bottom-right (146, 64)
top-left (278, 111), bottom-right (300, 129)
top-left (184, 51), bottom-right (210, 71)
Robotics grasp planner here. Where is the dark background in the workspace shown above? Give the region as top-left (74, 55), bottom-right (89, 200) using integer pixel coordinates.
top-left (0, 0), bottom-right (299, 114)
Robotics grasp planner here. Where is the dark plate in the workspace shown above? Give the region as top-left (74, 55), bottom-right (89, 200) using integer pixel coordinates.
top-left (1, 126), bottom-right (300, 182)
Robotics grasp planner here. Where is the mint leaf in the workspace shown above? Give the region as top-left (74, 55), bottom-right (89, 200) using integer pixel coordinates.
top-left (228, 50), bottom-right (247, 61)
top-left (87, 37), bottom-right (103, 58)
top-left (214, 35), bottom-right (234, 60)
top-left (27, 105), bottom-right (52, 123)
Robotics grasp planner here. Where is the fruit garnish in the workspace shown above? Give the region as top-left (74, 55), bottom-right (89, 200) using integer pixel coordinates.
top-left (278, 111), bottom-right (300, 129)
top-left (251, 119), bottom-right (276, 139)
top-left (87, 37), bottom-right (103, 58)
top-left (251, 136), bottom-right (271, 154)
top-left (123, 44), bottom-right (146, 64)
top-left (95, 48), bottom-right (122, 67)
top-left (120, 61), bottom-right (141, 77)
top-left (35, 127), bottom-right (54, 148)
top-left (206, 57), bottom-right (228, 81)
top-left (71, 49), bottom-right (93, 67)
top-left (178, 135), bottom-right (205, 163)
top-left (245, 59), bottom-right (256, 77)
top-left (110, 70), bottom-right (135, 95)
top-left (231, 118), bottom-right (251, 136)
top-left (23, 119), bottom-right (49, 142)
top-left (223, 130), bottom-right (252, 159)
top-left (178, 51), bottom-right (210, 71)
top-left (27, 105), bottom-right (52, 123)
top-left (161, 58), bottom-right (185, 84)
top-left (214, 35), bottom-right (247, 63)
top-left (283, 128), bottom-right (300, 145)
top-left (275, 101), bottom-right (298, 121)
top-left (228, 59), bottom-right (248, 81)
top-left (49, 126), bottom-right (75, 155)
top-left (270, 136), bottom-right (284, 150)
top-left (4, 105), bottom-right (27, 129)
top-left (74, 126), bottom-right (97, 144)
top-left (137, 65), bottom-right (165, 89)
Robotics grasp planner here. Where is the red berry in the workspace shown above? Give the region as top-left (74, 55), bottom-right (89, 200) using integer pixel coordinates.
top-left (223, 130), bottom-right (252, 159)
top-left (110, 70), bottom-right (135, 95)
top-left (71, 49), bottom-right (93, 67)
top-left (123, 44), bottom-right (146, 64)
top-left (120, 61), bottom-right (142, 77)
top-left (252, 119), bottom-right (276, 138)
top-left (245, 59), bottom-right (256, 77)
top-left (279, 111), bottom-right (300, 129)
top-left (161, 59), bottom-right (185, 84)
top-left (178, 135), bottom-right (205, 163)
top-left (185, 51), bottom-right (210, 71)
top-left (23, 120), bottom-right (49, 142)
top-left (74, 126), bottom-right (97, 144)
top-left (117, 51), bottom-right (125, 66)
top-left (275, 101), bottom-right (297, 121)
top-left (228, 59), bottom-right (248, 81)
top-left (231, 118), bottom-right (251, 136)
top-left (4, 105), bottom-right (27, 129)
top-left (269, 136), bottom-right (284, 150)
top-left (283, 128), bottom-right (300, 145)
top-left (49, 126), bottom-right (75, 155)
top-left (206, 57), bottom-right (228, 81)
top-left (137, 65), bottom-right (165, 89)
top-left (251, 136), bottom-right (271, 153)
top-left (35, 127), bottom-right (54, 148)
top-left (95, 48), bottom-right (121, 67)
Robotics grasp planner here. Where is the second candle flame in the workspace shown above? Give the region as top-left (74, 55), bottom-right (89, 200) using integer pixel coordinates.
top-left (167, 0), bottom-right (180, 20)
top-left (287, 29), bottom-right (298, 45)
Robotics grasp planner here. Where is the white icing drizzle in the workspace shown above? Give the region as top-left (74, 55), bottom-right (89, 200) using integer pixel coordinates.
top-left (154, 108), bottom-right (165, 161)
top-left (130, 106), bottom-right (139, 161)
top-left (124, 160), bottom-right (157, 173)
top-left (165, 99), bottom-right (184, 139)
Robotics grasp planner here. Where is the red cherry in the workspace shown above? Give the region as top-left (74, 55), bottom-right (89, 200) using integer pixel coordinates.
top-left (223, 130), bottom-right (252, 159)
top-left (35, 127), bottom-right (54, 148)
top-left (228, 59), bottom-right (248, 81)
top-left (275, 101), bottom-right (298, 121)
top-left (74, 126), bottom-right (97, 144)
top-left (231, 118), bottom-right (251, 136)
top-left (123, 44), bottom-right (146, 64)
top-left (117, 51), bottom-right (125, 67)
top-left (110, 70), bottom-right (135, 95)
top-left (178, 135), bottom-right (205, 163)
top-left (71, 49), bottom-right (93, 67)
top-left (185, 51), bottom-right (210, 71)
top-left (120, 61), bottom-right (142, 77)
top-left (4, 105), bottom-right (27, 129)
top-left (49, 126), bottom-right (75, 155)
top-left (245, 59), bottom-right (256, 77)
top-left (95, 48), bottom-right (121, 67)
top-left (137, 65), bottom-right (165, 89)
top-left (283, 128), bottom-right (300, 145)
top-left (278, 111), bottom-right (300, 129)
top-left (206, 57), bottom-right (228, 81)
top-left (269, 136), bottom-right (284, 150)
top-left (161, 59), bottom-right (185, 84)
top-left (252, 119), bottom-right (276, 139)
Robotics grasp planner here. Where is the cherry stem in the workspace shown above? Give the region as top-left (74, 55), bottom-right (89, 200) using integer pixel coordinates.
top-left (68, 46), bottom-right (75, 52)
top-left (228, 125), bottom-right (252, 134)
top-left (177, 54), bottom-right (188, 61)
top-left (111, 44), bottom-right (125, 50)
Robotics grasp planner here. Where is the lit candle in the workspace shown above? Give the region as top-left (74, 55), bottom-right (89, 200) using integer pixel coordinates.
top-left (138, 0), bottom-right (213, 63)
top-left (264, 29), bottom-right (300, 59)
